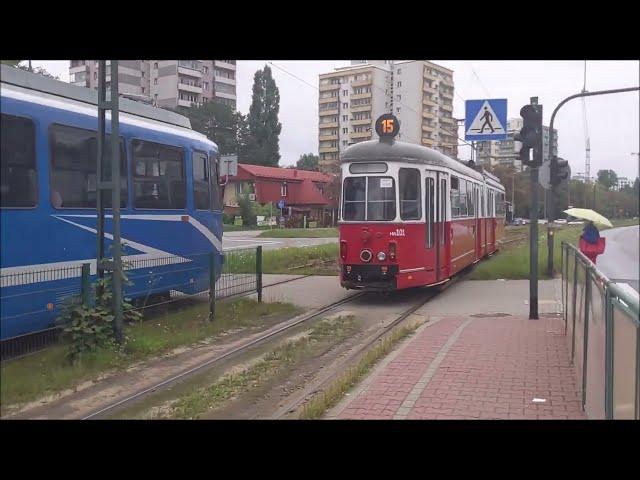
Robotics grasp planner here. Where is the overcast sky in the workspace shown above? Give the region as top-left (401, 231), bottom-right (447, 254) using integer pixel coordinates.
top-left (30, 60), bottom-right (640, 179)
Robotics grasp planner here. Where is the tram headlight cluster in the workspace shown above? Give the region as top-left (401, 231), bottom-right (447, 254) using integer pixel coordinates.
top-left (377, 251), bottom-right (386, 261)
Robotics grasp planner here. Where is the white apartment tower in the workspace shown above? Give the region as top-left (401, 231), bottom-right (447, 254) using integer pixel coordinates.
top-left (318, 60), bottom-right (457, 172)
top-left (69, 60), bottom-right (237, 110)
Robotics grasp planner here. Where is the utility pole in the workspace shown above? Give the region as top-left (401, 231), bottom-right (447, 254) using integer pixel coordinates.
top-left (546, 86), bottom-right (639, 275)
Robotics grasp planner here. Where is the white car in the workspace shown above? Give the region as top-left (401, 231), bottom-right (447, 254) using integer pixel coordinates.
top-left (554, 219), bottom-right (568, 224)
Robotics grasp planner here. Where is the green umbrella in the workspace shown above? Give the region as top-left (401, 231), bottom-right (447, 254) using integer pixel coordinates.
top-left (563, 208), bottom-right (613, 228)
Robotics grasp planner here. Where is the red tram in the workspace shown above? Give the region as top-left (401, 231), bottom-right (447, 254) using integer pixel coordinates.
top-left (339, 115), bottom-right (506, 292)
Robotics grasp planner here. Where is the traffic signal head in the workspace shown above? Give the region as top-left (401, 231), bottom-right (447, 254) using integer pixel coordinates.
top-left (551, 157), bottom-right (571, 187)
top-left (515, 103), bottom-right (543, 167)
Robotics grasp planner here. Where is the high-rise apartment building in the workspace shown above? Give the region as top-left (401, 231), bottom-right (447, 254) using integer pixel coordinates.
top-left (318, 60), bottom-right (457, 172)
top-left (69, 60), bottom-right (237, 110)
top-left (476, 118), bottom-right (558, 172)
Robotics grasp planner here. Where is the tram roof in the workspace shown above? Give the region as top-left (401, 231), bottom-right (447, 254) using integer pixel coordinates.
top-left (341, 139), bottom-right (493, 181)
top-left (1, 64), bottom-right (192, 129)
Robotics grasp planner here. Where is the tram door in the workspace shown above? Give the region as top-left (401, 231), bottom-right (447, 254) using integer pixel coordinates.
top-left (488, 190), bottom-right (496, 251)
top-left (427, 171), bottom-right (449, 281)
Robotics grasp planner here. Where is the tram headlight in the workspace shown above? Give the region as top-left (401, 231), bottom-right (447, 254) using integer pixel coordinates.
top-left (377, 251), bottom-right (386, 261)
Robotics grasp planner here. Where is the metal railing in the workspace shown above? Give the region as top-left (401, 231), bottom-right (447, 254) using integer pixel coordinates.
top-left (1, 246), bottom-right (264, 361)
top-left (561, 241), bottom-right (639, 419)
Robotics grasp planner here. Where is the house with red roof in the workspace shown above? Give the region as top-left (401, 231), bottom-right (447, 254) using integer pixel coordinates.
top-left (223, 164), bottom-right (338, 225)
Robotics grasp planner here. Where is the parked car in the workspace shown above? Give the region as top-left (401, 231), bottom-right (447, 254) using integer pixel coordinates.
top-left (538, 219), bottom-right (548, 224)
top-left (554, 219), bottom-right (568, 224)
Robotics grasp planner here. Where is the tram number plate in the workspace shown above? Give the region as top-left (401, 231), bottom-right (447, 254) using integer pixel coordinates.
top-left (390, 228), bottom-right (406, 237)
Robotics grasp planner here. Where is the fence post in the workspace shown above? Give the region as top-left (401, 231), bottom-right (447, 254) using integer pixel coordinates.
top-left (256, 246), bottom-right (263, 303)
top-left (582, 267), bottom-right (591, 410)
top-left (604, 286), bottom-right (613, 419)
top-left (81, 263), bottom-right (91, 307)
top-left (209, 252), bottom-right (216, 321)
top-left (571, 256), bottom-right (579, 361)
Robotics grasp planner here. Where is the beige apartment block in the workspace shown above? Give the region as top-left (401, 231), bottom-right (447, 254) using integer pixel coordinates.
top-left (318, 60), bottom-right (457, 172)
top-left (69, 60), bottom-right (236, 110)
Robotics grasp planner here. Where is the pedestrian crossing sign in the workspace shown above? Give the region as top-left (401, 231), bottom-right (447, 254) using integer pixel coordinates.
top-left (465, 99), bottom-right (508, 141)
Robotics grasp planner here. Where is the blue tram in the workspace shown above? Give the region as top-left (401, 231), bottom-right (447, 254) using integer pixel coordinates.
top-left (0, 65), bottom-right (224, 340)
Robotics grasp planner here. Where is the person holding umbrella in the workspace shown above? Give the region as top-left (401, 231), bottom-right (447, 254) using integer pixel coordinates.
top-left (564, 208), bottom-right (611, 264)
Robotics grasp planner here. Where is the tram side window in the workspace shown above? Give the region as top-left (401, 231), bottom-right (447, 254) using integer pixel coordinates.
top-left (210, 151), bottom-right (222, 211)
top-left (343, 177), bottom-right (366, 221)
top-left (467, 182), bottom-right (475, 217)
top-left (192, 151), bottom-right (210, 210)
top-left (133, 140), bottom-right (185, 209)
top-left (458, 179), bottom-right (468, 217)
top-left (367, 176), bottom-right (396, 221)
top-left (50, 124), bottom-right (127, 208)
top-left (496, 192), bottom-right (506, 217)
top-left (1, 114), bottom-right (37, 208)
top-left (399, 168), bottom-right (421, 220)
top-left (450, 176), bottom-right (460, 217)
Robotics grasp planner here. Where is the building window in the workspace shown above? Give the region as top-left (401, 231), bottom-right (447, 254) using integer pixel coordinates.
top-left (1, 114), bottom-right (37, 208)
top-left (94, 72), bottom-right (97, 80)
top-left (49, 124), bottom-right (127, 209)
top-left (397, 68), bottom-right (401, 74)
top-left (132, 139), bottom-right (185, 209)
top-left (343, 90), bottom-right (348, 96)
top-left (281, 182), bottom-right (288, 197)
top-left (154, 62), bottom-right (158, 69)
top-left (343, 115), bottom-right (348, 122)
top-left (154, 78), bottom-right (158, 85)
top-left (396, 107), bottom-right (401, 113)
top-left (397, 81), bottom-right (402, 87)
top-left (342, 140), bottom-right (348, 146)
top-left (141, 71), bottom-right (145, 78)
top-left (192, 151), bottom-right (210, 210)
top-left (342, 128), bottom-right (348, 134)
top-left (343, 103), bottom-right (348, 109)
top-left (203, 66), bottom-right (209, 74)
top-left (396, 94), bottom-right (401, 101)
top-left (141, 87), bottom-right (145, 93)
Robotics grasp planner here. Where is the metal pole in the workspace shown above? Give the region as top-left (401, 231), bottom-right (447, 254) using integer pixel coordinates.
top-left (256, 246), bottom-right (263, 302)
top-left (110, 60), bottom-right (124, 344)
top-left (96, 61), bottom-right (106, 286)
top-left (547, 86), bottom-right (639, 276)
top-left (530, 164), bottom-right (539, 320)
top-left (209, 252), bottom-right (216, 321)
top-left (512, 174), bottom-right (515, 217)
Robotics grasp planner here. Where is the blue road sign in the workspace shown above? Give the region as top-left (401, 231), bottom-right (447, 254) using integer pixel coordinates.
top-left (278, 200), bottom-right (285, 209)
top-left (465, 99), bottom-right (508, 141)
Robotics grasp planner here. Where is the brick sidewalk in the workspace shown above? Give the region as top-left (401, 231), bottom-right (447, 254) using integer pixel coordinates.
top-left (330, 315), bottom-right (586, 420)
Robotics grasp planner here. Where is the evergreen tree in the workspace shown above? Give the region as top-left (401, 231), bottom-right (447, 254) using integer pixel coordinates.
top-left (175, 102), bottom-right (244, 156)
top-left (296, 153), bottom-right (320, 171)
top-left (244, 65), bottom-right (282, 166)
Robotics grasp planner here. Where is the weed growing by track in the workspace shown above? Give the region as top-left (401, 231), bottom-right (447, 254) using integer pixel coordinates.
top-left (258, 228), bottom-right (338, 238)
top-left (150, 315), bottom-right (358, 419)
top-left (1, 299), bottom-right (301, 412)
top-left (299, 322), bottom-right (421, 419)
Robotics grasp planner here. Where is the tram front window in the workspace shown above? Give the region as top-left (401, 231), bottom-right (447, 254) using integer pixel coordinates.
top-left (342, 176), bottom-right (396, 221)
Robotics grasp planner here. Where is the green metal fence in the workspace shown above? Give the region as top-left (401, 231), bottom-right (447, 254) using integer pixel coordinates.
top-left (561, 241), bottom-right (639, 419)
top-left (0, 246), bottom-right (264, 361)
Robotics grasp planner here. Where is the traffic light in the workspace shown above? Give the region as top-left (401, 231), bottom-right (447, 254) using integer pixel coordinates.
top-left (514, 102), bottom-right (543, 167)
top-left (550, 157), bottom-right (571, 187)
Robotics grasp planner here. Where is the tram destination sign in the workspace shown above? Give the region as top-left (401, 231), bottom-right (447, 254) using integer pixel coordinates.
top-left (375, 114), bottom-right (400, 139)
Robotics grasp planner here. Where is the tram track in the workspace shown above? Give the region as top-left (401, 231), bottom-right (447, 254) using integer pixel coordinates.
top-left (271, 275), bottom-right (460, 419)
top-left (81, 290), bottom-right (366, 420)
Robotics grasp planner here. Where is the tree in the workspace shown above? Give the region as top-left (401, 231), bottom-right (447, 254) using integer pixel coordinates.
top-left (597, 169), bottom-right (618, 190)
top-left (296, 153), bottom-right (319, 171)
top-left (244, 65), bottom-right (282, 167)
top-left (1, 60), bottom-right (22, 67)
top-left (175, 102), bottom-right (244, 155)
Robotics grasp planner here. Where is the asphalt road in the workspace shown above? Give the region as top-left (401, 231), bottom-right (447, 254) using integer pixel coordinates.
top-left (597, 225), bottom-right (639, 292)
top-left (222, 230), bottom-right (337, 252)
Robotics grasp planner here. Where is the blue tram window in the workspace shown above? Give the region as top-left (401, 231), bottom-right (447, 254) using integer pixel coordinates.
top-left (193, 150), bottom-right (210, 210)
top-left (49, 124), bottom-right (127, 209)
top-left (1, 114), bottom-right (37, 208)
top-left (132, 139), bottom-right (185, 209)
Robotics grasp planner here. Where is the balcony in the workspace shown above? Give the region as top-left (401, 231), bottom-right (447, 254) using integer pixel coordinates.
top-left (319, 96), bottom-right (338, 104)
top-left (421, 138), bottom-right (435, 147)
top-left (440, 103), bottom-right (453, 112)
top-left (178, 98), bottom-right (199, 108)
top-left (215, 60), bottom-right (236, 70)
top-left (319, 82), bottom-right (341, 92)
top-left (440, 77), bottom-right (454, 87)
top-left (441, 90), bottom-right (454, 100)
top-left (178, 64), bottom-right (203, 78)
top-left (319, 120), bottom-right (338, 128)
top-left (178, 82), bottom-right (203, 94)
top-left (319, 134), bottom-right (338, 141)
top-left (350, 104), bottom-right (371, 113)
top-left (423, 84), bottom-right (437, 94)
top-left (351, 77), bottom-right (372, 87)
top-left (422, 123), bottom-right (435, 132)
top-left (351, 118), bottom-right (371, 126)
top-left (319, 109), bottom-right (339, 116)
top-left (351, 92), bottom-right (371, 100)
top-left (423, 97), bottom-right (438, 107)
top-left (319, 146), bottom-right (339, 153)
top-left (350, 131), bottom-right (371, 139)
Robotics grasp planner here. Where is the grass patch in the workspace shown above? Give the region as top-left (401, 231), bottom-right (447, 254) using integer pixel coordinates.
top-left (155, 315), bottom-right (358, 419)
top-left (0, 299), bottom-right (302, 411)
top-left (223, 224), bottom-right (271, 232)
top-left (258, 228), bottom-right (338, 238)
top-left (226, 243), bottom-right (339, 276)
top-left (300, 322), bottom-right (421, 420)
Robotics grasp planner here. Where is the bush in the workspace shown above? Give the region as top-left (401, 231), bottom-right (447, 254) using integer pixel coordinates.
top-left (237, 195), bottom-right (257, 226)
